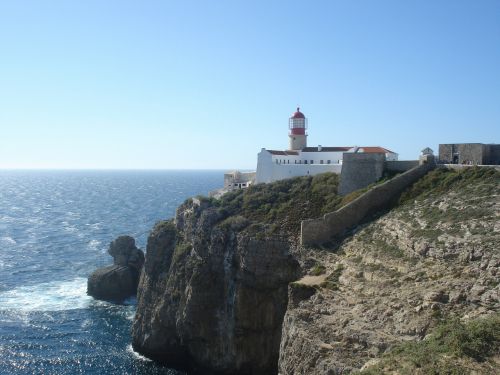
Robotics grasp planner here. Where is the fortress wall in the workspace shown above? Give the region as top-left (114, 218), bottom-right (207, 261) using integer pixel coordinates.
top-left (301, 160), bottom-right (436, 246)
top-left (385, 160), bottom-right (419, 173)
top-left (338, 153), bottom-right (385, 195)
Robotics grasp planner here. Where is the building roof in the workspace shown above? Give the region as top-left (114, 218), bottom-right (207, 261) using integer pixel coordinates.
top-left (291, 107), bottom-right (305, 119)
top-left (268, 150), bottom-right (299, 156)
top-left (355, 146), bottom-right (396, 154)
top-left (302, 147), bottom-right (350, 152)
top-left (266, 146), bottom-right (397, 155)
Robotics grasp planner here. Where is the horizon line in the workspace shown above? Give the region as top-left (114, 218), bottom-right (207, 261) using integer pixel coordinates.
top-left (0, 167), bottom-right (256, 171)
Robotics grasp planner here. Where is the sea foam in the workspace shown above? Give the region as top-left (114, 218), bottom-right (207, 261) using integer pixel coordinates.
top-left (0, 277), bottom-right (93, 312)
top-left (126, 344), bottom-right (152, 362)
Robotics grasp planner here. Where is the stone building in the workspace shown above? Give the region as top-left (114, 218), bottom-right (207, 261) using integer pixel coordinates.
top-left (439, 143), bottom-right (500, 165)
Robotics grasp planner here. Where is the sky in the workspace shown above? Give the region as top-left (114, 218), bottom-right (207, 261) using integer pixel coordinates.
top-left (0, 0), bottom-right (499, 169)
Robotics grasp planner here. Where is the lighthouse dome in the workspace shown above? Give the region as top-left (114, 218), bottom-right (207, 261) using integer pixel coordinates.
top-left (291, 107), bottom-right (305, 119)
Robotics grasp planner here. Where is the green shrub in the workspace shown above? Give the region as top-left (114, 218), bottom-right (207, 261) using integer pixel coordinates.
top-left (218, 215), bottom-right (250, 231)
top-left (172, 242), bottom-right (191, 264)
top-left (399, 167), bottom-right (500, 204)
top-left (361, 313), bottom-right (500, 374)
top-left (321, 263), bottom-right (344, 290)
top-left (153, 218), bottom-right (173, 231)
top-left (214, 173), bottom-right (343, 235)
top-left (310, 264), bottom-right (326, 276)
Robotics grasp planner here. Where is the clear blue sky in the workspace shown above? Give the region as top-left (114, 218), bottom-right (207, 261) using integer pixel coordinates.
top-left (1, 0), bottom-right (499, 169)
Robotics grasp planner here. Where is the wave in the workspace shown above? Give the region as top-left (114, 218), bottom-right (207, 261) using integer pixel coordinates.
top-left (126, 344), bottom-right (152, 362)
top-left (0, 236), bottom-right (16, 245)
top-left (0, 277), bottom-right (93, 312)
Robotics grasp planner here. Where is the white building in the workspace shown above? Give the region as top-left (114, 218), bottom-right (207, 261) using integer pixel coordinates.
top-left (224, 170), bottom-right (256, 190)
top-left (255, 108), bottom-right (398, 184)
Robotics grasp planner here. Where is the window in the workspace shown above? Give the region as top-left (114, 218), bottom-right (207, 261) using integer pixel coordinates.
top-left (320, 160), bottom-right (324, 164)
top-left (310, 160), bottom-right (313, 164)
top-left (276, 159), bottom-right (278, 164)
top-left (327, 160), bottom-right (331, 164)
top-left (304, 160), bottom-right (308, 164)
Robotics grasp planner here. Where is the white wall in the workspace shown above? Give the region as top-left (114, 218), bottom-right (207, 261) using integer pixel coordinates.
top-left (256, 150), bottom-right (342, 183)
top-left (256, 149), bottom-right (397, 184)
top-left (256, 150), bottom-right (274, 183)
top-left (299, 151), bottom-right (344, 164)
top-left (270, 151), bottom-right (345, 165)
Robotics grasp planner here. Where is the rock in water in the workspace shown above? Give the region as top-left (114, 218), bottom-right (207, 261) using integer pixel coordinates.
top-left (87, 265), bottom-right (137, 301)
top-left (87, 235), bottom-right (145, 302)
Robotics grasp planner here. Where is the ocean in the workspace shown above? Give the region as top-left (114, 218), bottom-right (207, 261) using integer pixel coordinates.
top-left (0, 170), bottom-right (223, 374)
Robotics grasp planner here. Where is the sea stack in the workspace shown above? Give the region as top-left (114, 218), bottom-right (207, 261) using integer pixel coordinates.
top-left (87, 235), bottom-right (145, 302)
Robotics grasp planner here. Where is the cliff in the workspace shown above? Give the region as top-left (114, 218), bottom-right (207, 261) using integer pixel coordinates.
top-left (132, 167), bottom-right (499, 374)
top-left (280, 167), bottom-right (500, 374)
top-left (132, 198), bottom-right (300, 374)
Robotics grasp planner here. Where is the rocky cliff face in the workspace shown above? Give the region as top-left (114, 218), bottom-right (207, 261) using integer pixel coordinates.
top-left (278, 167), bottom-right (500, 374)
top-left (132, 198), bottom-right (300, 374)
top-left (132, 168), bottom-right (499, 374)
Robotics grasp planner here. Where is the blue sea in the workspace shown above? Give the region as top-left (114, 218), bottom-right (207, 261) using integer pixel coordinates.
top-left (0, 170), bottom-right (223, 374)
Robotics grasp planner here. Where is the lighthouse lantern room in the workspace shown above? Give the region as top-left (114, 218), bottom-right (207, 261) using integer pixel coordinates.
top-left (288, 107), bottom-right (308, 150)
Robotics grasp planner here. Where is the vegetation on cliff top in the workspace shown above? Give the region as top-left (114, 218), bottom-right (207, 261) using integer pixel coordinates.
top-left (197, 167), bottom-right (500, 238)
top-left (395, 167), bottom-right (500, 246)
top-left (210, 172), bottom-right (342, 235)
top-left (361, 313), bottom-right (500, 374)
top-left (399, 166), bottom-right (499, 204)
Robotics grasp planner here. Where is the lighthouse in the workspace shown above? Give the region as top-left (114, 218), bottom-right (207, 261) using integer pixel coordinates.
top-left (288, 107), bottom-right (308, 150)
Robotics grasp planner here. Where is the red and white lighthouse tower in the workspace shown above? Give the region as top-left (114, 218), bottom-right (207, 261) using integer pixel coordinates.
top-left (288, 107), bottom-right (308, 150)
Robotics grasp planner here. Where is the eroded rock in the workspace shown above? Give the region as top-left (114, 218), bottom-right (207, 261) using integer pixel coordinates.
top-left (87, 235), bottom-right (144, 302)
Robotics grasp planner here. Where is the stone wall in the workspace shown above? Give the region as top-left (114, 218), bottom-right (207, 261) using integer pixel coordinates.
top-left (338, 153), bottom-right (386, 195)
top-left (487, 144), bottom-right (500, 164)
top-left (301, 159), bottom-right (436, 246)
top-left (438, 144), bottom-right (453, 163)
top-left (385, 160), bottom-right (419, 173)
top-left (439, 143), bottom-right (500, 165)
top-left (439, 143), bottom-right (486, 164)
